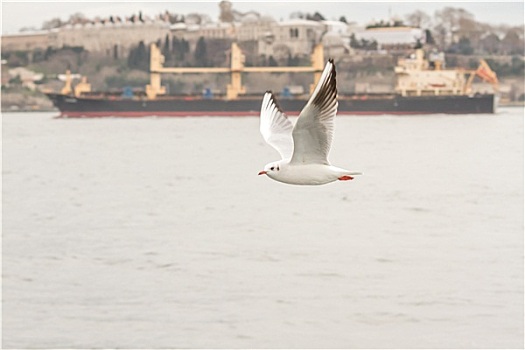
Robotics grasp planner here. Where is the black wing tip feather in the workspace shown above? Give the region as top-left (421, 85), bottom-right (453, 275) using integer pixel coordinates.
top-left (327, 58), bottom-right (336, 80)
top-left (312, 59), bottom-right (337, 107)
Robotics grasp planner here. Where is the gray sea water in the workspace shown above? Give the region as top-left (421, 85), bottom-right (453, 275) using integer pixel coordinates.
top-left (2, 109), bottom-right (524, 349)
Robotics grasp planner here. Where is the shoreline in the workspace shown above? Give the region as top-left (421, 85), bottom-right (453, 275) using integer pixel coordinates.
top-left (2, 101), bottom-right (523, 114)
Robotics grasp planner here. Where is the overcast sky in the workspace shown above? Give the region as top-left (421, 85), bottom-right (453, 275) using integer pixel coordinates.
top-left (2, 1), bottom-right (524, 34)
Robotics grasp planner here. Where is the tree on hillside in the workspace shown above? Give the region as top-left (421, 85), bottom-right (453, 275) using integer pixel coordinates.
top-left (290, 11), bottom-right (305, 19)
top-left (135, 41), bottom-right (147, 61)
top-left (306, 12), bottom-right (325, 21)
top-left (447, 37), bottom-right (474, 55)
top-left (480, 33), bottom-right (501, 54)
top-left (501, 29), bottom-right (524, 55)
top-left (435, 7), bottom-right (475, 29)
top-left (425, 29), bottom-right (435, 45)
top-left (405, 10), bottom-right (431, 28)
top-left (20, 26), bottom-right (38, 32)
top-left (287, 53), bottom-right (300, 66)
top-left (350, 34), bottom-right (378, 51)
top-left (68, 12), bottom-right (86, 25)
top-left (162, 34), bottom-right (172, 61)
top-left (172, 37), bottom-right (190, 63)
top-left (433, 7), bottom-right (475, 49)
top-left (42, 17), bottom-right (63, 30)
top-left (268, 55), bottom-right (278, 66)
top-left (194, 37), bottom-right (208, 67)
top-left (127, 41), bottom-right (149, 71)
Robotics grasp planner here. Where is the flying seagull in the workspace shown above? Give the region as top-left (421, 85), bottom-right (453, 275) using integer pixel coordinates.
top-left (258, 59), bottom-right (361, 185)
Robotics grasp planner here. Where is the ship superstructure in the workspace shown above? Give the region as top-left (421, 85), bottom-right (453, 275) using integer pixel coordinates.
top-left (395, 49), bottom-right (498, 96)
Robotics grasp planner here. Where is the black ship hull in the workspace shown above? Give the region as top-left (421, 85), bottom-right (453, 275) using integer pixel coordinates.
top-left (45, 93), bottom-right (495, 117)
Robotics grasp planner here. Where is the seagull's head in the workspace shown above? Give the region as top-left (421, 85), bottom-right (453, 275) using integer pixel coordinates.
top-left (258, 161), bottom-right (281, 176)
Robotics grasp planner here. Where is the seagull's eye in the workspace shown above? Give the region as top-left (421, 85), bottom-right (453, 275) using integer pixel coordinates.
top-left (277, 166), bottom-right (280, 171)
top-left (270, 166), bottom-right (275, 171)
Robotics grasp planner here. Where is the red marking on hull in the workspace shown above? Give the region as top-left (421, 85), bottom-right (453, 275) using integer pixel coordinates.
top-left (338, 175), bottom-right (354, 181)
top-left (57, 110), bottom-right (438, 118)
top-left (59, 111), bottom-right (261, 118)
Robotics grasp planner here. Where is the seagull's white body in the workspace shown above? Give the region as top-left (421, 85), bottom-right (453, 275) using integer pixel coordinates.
top-left (264, 162), bottom-right (357, 186)
top-left (258, 59), bottom-right (361, 186)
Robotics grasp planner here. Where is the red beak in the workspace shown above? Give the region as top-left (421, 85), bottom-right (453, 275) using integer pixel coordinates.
top-left (258, 171), bottom-right (267, 175)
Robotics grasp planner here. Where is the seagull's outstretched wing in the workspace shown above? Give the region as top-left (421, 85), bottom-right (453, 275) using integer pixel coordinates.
top-left (260, 91), bottom-right (294, 160)
top-left (290, 59), bottom-right (338, 165)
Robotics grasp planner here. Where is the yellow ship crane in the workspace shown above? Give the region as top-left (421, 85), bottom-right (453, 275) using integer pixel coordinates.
top-left (60, 70), bottom-right (92, 97)
top-left (464, 59), bottom-right (499, 94)
top-left (146, 42), bottom-right (325, 100)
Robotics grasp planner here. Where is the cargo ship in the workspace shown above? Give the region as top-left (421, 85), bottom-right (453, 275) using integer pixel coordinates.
top-left (45, 43), bottom-right (498, 117)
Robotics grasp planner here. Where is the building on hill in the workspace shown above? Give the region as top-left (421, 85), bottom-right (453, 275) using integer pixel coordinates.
top-left (168, 16), bottom-right (328, 65)
top-left (257, 19), bottom-right (324, 61)
top-left (355, 26), bottom-right (425, 52)
top-left (5, 67), bottom-right (44, 90)
top-left (2, 1), bottom-right (360, 66)
top-left (56, 18), bottom-right (170, 58)
top-left (1, 30), bottom-right (53, 51)
top-left (180, 22), bottom-right (236, 53)
top-left (236, 15), bottom-right (275, 42)
top-left (321, 20), bottom-right (356, 58)
top-left (2, 16), bottom-right (171, 59)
